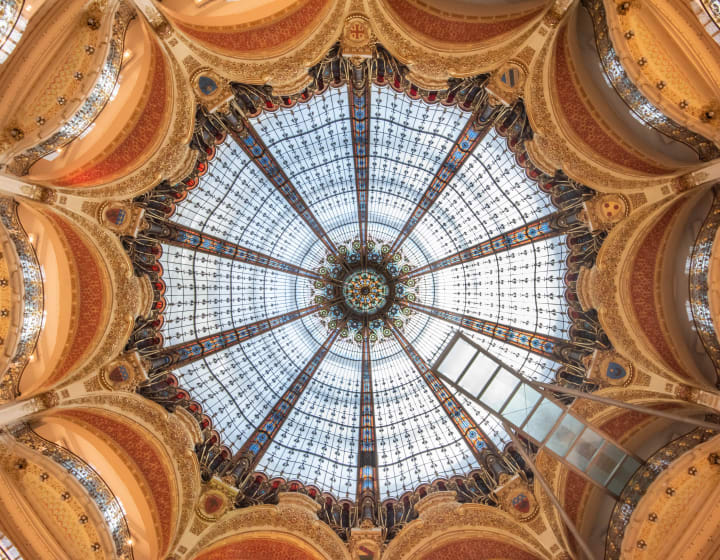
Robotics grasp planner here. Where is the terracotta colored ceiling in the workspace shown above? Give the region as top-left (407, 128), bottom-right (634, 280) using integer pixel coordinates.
top-left (417, 537), bottom-right (542, 560)
top-left (194, 538), bottom-right (318, 560)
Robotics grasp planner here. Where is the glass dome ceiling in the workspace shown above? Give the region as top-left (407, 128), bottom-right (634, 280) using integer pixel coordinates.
top-left (156, 82), bottom-right (569, 501)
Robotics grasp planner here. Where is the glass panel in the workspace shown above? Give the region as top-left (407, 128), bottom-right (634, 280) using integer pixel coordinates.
top-left (566, 429), bottom-right (605, 470)
top-left (546, 414), bottom-right (584, 456)
top-left (154, 82), bottom-right (570, 503)
top-left (501, 383), bottom-right (541, 426)
top-left (586, 443), bottom-right (625, 485)
top-left (480, 368), bottom-right (519, 410)
top-left (607, 456), bottom-right (642, 495)
top-left (437, 338), bottom-right (477, 382)
top-left (524, 398), bottom-right (563, 441)
top-left (458, 354), bottom-right (498, 396)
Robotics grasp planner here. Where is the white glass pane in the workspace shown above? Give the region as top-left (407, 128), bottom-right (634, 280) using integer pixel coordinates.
top-left (546, 414), bottom-right (584, 456)
top-left (501, 383), bottom-right (541, 426)
top-left (607, 456), bottom-right (641, 495)
top-left (566, 429), bottom-right (605, 471)
top-left (524, 398), bottom-right (563, 441)
top-left (458, 353), bottom-right (498, 396)
top-left (480, 368), bottom-right (519, 410)
top-left (437, 337), bottom-right (477, 382)
top-left (587, 443), bottom-right (625, 485)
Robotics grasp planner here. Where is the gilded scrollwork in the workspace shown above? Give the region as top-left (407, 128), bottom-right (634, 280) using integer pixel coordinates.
top-left (365, 0), bottom-right (537, 89)
top-left (524, 19), bottom-right (678, 193)
top-left (184, 494), bottom-right (351, 560)
top-left (382, 492), bottom-right (553, 560)
top-left (46, 207), bottom-right (138, 388)
top-left (582, 0), bottom-right (719, 162)
top-left (60, 392), bottom-right (203, 551)
top-left (605, 427), bottom-right (718, 559)
top-left (174, 0), bottom-right (348, 95)
top-left (58, 45), bottom-right (196, 200)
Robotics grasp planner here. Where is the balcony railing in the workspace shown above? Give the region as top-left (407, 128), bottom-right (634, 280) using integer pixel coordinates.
top-left (0, 0), bottom-right (26, 64)
top-left (13, 424), bottom-right (134, 559)
top-left (605, 426), bottom-right (717, 559)
top-left (0, 197), bottom-right (43, 402)
top-left (689, 185), bottom-right (720, 375)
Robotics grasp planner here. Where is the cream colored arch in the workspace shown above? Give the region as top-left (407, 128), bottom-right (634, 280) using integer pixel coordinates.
top-left (382, 492), bottom-right (556, 560)
top-left (182, 493), bottom-right (351, 560)
top-left (32, 392), bottom-right (203, 559)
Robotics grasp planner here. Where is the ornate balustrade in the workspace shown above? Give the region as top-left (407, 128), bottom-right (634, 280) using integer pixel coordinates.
top-left (0, 0), bottom-right (26, 64)
top-left (690, 185), bottom-right (720, 375)
top-left (605, 426), bottom-right (717, 559)
top-left (0, 198), bottom-right (43, 402)
top-left (5, 2), bottom-right (135, 175)
top-left (12, 424), bottom-right (134, 559)
top-left (582, 0), bottom-right (720, 161)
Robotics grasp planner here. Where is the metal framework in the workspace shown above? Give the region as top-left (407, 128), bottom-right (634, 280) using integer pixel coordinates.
top-left (406, 301), bottom-right (563, 361)
top-left (357, 334), bottom-right (380, 521)
top-left (388, 321), bottom-right (495, 462)
top-left (399, 213), bottom-right (563, 281)
top-left (348, 80), bottom-right (371, 256)
top-left (228, 124), bottom-right (340, 256)
top-left (160, 220), bottom-right (325, 282)
top-left (385, 103), bottom-right (504, 260)
top-left (146, 305), bottom-right (322, 372)
top-left (229, 329), bottom-right (341, 481)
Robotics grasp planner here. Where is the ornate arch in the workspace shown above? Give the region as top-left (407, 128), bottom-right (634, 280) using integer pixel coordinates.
top-left (186, 494), bottom-right (351, 560)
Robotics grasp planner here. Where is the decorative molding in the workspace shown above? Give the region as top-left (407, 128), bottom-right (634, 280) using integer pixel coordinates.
top-left (58, 44), bottom-right (196, 199)
top-left (0, 197), bottom-right (43, 403)
top-left (60, 392), bottom-right (202, 552)
top-left (605, 427), bottom-right (717, 559)
top-left (383, 494), bottom-right (552, 560)
top-left (582, 0), bottom-right (720, 162)
top-left (47, 207), bottom-right (138, 388)
top-left (6, 2), bottom-right (137, 176)
top-left (184, 497), bottom-right (351, 560)
top-left (524, 21), bottom-right (677, 192)
top-left (689, 184), bottom-right (720, 374)
top-left (12, 424), bottom-right (134, 559)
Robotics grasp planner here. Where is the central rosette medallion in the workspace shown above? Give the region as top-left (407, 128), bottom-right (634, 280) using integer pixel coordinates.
top-left (343, 269), bottom-right (389, 315)
top-left (312, 238), bottom-right (422, 344)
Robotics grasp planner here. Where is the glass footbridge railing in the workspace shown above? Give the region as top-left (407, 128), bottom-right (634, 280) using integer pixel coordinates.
top-left (435, 332), bottom-right (641, 496)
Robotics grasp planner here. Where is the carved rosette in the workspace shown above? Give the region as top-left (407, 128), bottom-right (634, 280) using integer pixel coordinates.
top-left (584, 193), bottom-right (630, 231)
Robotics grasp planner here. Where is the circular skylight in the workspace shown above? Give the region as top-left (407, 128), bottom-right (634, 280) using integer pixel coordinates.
top-left (159, 83), bottom-right (568, 501)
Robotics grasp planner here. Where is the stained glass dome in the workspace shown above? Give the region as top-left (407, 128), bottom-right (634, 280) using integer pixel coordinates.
top-left (153, 80), bottom-right (570, 502)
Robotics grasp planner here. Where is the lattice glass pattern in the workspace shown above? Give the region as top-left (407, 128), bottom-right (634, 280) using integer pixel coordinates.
top-left (159, 83), bottom-right (571, 500)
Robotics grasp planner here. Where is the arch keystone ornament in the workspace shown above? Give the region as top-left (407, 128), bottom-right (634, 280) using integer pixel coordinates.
top-left (343, 14), bottom-right (375, 58)
top-left (196, 490), bottom-right (229, 522)
top-left (495, 474), bottom-right (539, 522)
top-left (487, 61), bottom-right (528, 105)
top-left (191, 68), bottom-right (232, 111)
top-left (586, 348), bottom-right (634, 387)
top-left (99, 351), bottom-right (148, 391)
top-left (97, 201), bottom-right (146, 237)
top-left (349, 527), bottom-right (384, 559)
top-left (584, 193), bottom-right (630, 231)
